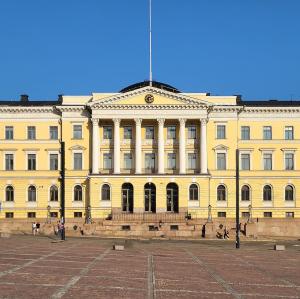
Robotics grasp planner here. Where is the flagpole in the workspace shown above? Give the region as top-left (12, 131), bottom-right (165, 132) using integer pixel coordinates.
top-left (149, 0), bottom-right (153, 86)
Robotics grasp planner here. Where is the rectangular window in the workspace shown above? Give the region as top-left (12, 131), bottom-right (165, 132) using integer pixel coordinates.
top-left (242, 212), bottom-right (250, 218)
top-left (145, 126), bottom-right (154, 139)
top-left (5, 154), bottom-right (14, 171)
top-left (216, 125), bottom-right (226, 139)
top-left (188, 126), bottom-right (196, 139)
top-left (5, 212), bottom-right (14, 218)
top-left (50, 212), bottom-right (58, 218)
top-left (74, 212), bottom-right (82, 218)
top-left (73, 153), bottom-right (82, 170)
top-left (167, 153), bottom-right (176, 169)
top-left (145, 153), bottom-right (155, 170)
top-left (241, 126), bottom-right (250, 140)
top-left (49, 126), bottom-right (58, 140)
top-left (27, 212), bottom-right (36, 218)
top-left (27, 126), bottom-right (36, 140)
top-left (50, 154), bottom-right (59, 170)
top-left (217, 153), bottom-right (226, 170)
top-left (188, 153), bottom-right (197, 170)
top-left (5, 126), bottom-right (14, 140)
top-left (103, 153), bottom-right (112, 169)
top-left (263, 153), bottom-right (272, 170)
top-left (124, 153), bottom-right (132, 169)
top-left (167, 126), bottom-right (176, 140)
top-left (285, 126), bottom-right (294, 140)
top-left (264, 212), bottom-right (272, 218)
top-left (285, 153), bottom-right (294, 170)
top-left (263, 126), bottom-right (272, 140)
top-left (73, 125), bottom-right (82, 139)
top-left (28, 154), bottom-right (36, 170)
top-left (286, 212), bottom-right (294, 218)
top-left (123, 126), bottom-right (132, 139)
top-left (217, 212), bottom-right (226, 218)
top-left (241, 154), bottom-right (250, 170)
top-left (103, 126), bottom-right (112, 139)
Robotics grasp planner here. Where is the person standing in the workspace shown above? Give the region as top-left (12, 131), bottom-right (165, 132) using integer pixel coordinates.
top-left (32, 222), bottom-right (36, 236)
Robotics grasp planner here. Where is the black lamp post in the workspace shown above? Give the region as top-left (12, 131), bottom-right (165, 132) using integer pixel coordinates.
top-left (47, 205), bottom-right (51, 224)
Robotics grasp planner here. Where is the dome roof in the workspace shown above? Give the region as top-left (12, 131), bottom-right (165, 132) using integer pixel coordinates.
top-left (120, 80), bottom-right (180, 93)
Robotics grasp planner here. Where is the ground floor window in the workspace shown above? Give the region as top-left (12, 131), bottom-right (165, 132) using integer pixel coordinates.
top-left (166, 183), bottom-right (179, 213)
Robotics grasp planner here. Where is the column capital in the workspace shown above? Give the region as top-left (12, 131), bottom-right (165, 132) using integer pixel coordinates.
top-left (157, 118), bottom-right (165, 126)
top-left (200, 118), bottom-right (208, 125)
top-left (134, 118), bottom-right (142, 126)
top-left (179, 118), bottom-right (186, 125)
top-left (113, 118), bottom-right (121, 125)
top-left (91, 118), bottom-right (99, 125)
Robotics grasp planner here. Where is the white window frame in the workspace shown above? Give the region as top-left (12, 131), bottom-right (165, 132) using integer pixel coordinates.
top-left (27, 184), bottom-right (38, 202)
top-left (281, 149), bottom-right (296, 171)
top-left (49, 126), bottom-right (59, 140)
top-left (144, 152), bottom-right (156, 170)
top-left (260, 149), bottom-right (274, 171)
top-left (26, 151), bottom-right (38, 171)
top-left (73, 184), bottom-right (84, 202)
top-left (240, 184), bottom-right (251, 202)
top-left (27, 126), bottom-right (36, 140)
top-left (48, 151), bottom-right (60, 171)
top-left (48, 185), bottom-right (60, 202)
top-left (72, 124), bottom-right (83, 139)
top-left (123, 126), bottom-right (133, 140)
top-left (3, 151), bottom-right (15, 171)
top-left (100, 183), bottom-right (111, 201)
top-left (187, 125), bottom-right (197, 140)
top-left (215, 150), bottom-right (227, 170)
top-left (187, 152), bottom-right (197, 170)
top-left (284, 126), bottom-right (294, 140)
top-left (145, 126), bottom-right (155, 140)
top-left (72, 150), bottom-right (83, 170)
top-left (217, 184), bottom-right (227, 201)
top-left (103, 152), bottom-right (113, 169)
top-left (123, 152), bottom-right (133, 169)
top-left (4, 185), bottom-right (14, 202)
top-left (167, 152), bottom-right (177, 170)
top-left (239, 150), bottom-right (252, 171)
top-left (103, 126), bottom-right (113, 140)
top-left (284, 184), bottom-right (295, 202)
top-left (188, 183), bottom-right (199, 201)
top-left (215, 123), bottom-right (226, 139)
top-left (5, 126), bottom-right (14, 140)
top-left (167, 126), bottom-right (176, 140)
top-left (262, 184), bottom-right (273, 202)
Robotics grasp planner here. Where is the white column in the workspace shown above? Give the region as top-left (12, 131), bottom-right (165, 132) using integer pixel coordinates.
top-left (179, 118), bottom-right (186, 174)
top-left (157, 118), bottom-right (165, 174)
top-left (113, 118), bottom-right (120, 174)
top-left (92, 118), bottom-right (99, 174)
top-left (135, 118), bottom-right (142, 174)
top-left (200, 118), bottom-right (208, 174)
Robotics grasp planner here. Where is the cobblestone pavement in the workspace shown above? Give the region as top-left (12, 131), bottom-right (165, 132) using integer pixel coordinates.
top-left (0, 236), bottom-right (299, 299)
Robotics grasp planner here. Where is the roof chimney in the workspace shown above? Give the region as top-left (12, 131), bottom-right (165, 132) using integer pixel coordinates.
top-left (58, 94), bottom-right (63, 103)
top-left (20, 94), bottom-right (29, 102)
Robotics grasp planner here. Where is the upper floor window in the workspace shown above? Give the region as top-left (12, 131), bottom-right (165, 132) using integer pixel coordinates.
top-left (27, 126), bottom-right (36, 140)
top-left (216, 125), bottom-right (226, 139)
top-left (103, 126), bottom-right (112, 139)
top-left (187, 126), bottom-right (196, 139)
top-left (5, 154), bottom-right (14, 171)
top-left (285, 153), bottom-right (294, 170)
top-left (241, 185), bottom-right (250, 201)
top-left (285, 185), bottom-right (294, 201)
top-left (145, 153), bottom-right (155, 170)
top-left (5, 186), bottom-right (14, 202)
top-left (28, 185), bottom-right (36, 202)
top-left (50, 185), bottom-right (59, 201)
top-left (73, 125), bottom-right (82, 139)
top-left (124, 153), bottom-right (132, 169)
top-left (103, 153), bottom-right (112, 169)
top-left (167, 126), bottom-right (176, 140)
top-left (188, 153), bottom-right (197, 170)
top-left (27, 154), bottom-right (36, 170)
top-left (74, 185), bottom-right (82, 201)
top-left (49, 126), bottom-right (58, 140)
top-left (145, 126), bottom-right (154, 139)
top-left (167, 153), bottom-right (176, 169)
top-left (50, 154), bottom-right (59, 170)
top-left (217, 185), bottom-right (226, 201)
top-left (263, 185), bottom-right (272, 201)
top-left (101, 184), bottom-right (110, 201)
top-left (123, 126), bottom-right (132, 139)
top-left (241, 126), bottom-right (250, 140)
top-left (5, 126), bottom-right (13, 140)
top-left (241, 153), bottom-right (250, 170)
top-left (73, 153), bottom-right (82, 170)
top-left (285, 126), bottom-right (294, 140)
top-left (263, 153), bottom-right (272, 170)
top-left (217, 153), bottom-right (226, 170)
top-left (189, 184), bottom-right (198, 201)
top-left (263, 126), bottom-right (272, 140)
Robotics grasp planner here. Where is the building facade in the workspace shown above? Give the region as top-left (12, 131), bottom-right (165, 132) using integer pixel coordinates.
top-left (0, 82), bottom-right (299, 222)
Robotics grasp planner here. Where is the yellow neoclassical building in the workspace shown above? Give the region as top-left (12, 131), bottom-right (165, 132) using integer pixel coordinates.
top-left (0, 81), bottom-right (299, 223)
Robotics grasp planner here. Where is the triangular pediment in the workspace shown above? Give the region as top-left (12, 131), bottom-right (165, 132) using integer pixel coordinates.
top-left (213, 144), bottom-right (229, 151)
top-left (89, 86), bottom-right (211, 109)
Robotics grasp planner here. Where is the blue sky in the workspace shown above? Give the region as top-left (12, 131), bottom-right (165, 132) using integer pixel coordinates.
top-left (0, 0), bottom-right (299, 100)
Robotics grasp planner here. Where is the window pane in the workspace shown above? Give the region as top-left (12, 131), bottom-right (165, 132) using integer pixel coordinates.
top-left (167, 126), bottom-right (176, 139)
top-left (6, 186), bottom-right (14, 202)
top-left (241, 154), bottom-right (250, 170)
top-left (5, 154), bottom-right (14, 170)
top-left (124, 153), bottom-right (132, 169)
top-left (74, 153), bottom-right (82, 170)
top-left (217, 153), bottom-right (226, 170)
top-left (103, 126), bottom-right (112, 139)
top-left (241, 185), bottom-right (250, 201)
top-left (145, 153), bottom-right (155, 169)
top-left (50, 186), bottom-right (58, 201)
top-left (217, 125), bottom-right (225, 139)
top-left (74, 186), bottom-right (82, 201)
top-left (188, 153), bottom-right (196, 169)
top-left (5, 126), bottom-right (13, 140)
top-left (188, 126), bottom-right (196, 139)
top-left (103, 153), bottom-right (112, 169)
top-left (50, 126), bottom-right (58, 140)
top-left (263, 126), bottom-right (272, 140)
top-left (27, 126), bottom-right (36, 140)
top-left (28, 186), bottom-right (36, 201)
top-left (263, 153), bottom-right (272, 170)
top-left (50, 154), bottom-right (58, 170)
top-left (241, 126), bottom-right (250, 140)
top-left (217, 186), bottom-right (226, 201)
top-left (146, 127), bottom-right (154, 139)
top-left (285, 185), bottom-right (294, 201)
top-left (73, 125), bottom-right (82, 139)
top-left (285, 126), bottom-right (293, 140)
top-left (123, 127), bottom-right (132, 139)
top-left (263, 186), bottom-right (272, 201)
top-left (102, 184), bottom-right (110, 200)
top-left (285, 153), bottom-right (294, 170)
top-left (28, 154), bottom-right (36, 170)
top-left (167, 153), bottom-right (176, 169)
top-left (189, 184), bottom-right (198, 200)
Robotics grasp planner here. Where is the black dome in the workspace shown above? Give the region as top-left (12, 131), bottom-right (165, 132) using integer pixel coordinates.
top-left (120, 80), bottom-right (180, 93)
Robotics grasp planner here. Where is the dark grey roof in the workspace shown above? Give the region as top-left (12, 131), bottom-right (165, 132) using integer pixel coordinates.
top-left (240, 100), bottom-right (300, 107)
top-left (0, 100), bottom-right (60, 106)
top-left (120, 80), bottom-right (180, 93)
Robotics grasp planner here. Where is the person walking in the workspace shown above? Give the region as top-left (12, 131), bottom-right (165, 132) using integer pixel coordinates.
top-left (32, 222), bottom-right (36, 236)
top-left (36, 222), bottom-right (40, 234)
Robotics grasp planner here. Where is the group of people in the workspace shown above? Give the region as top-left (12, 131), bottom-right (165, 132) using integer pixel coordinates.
top-left (55, 220), bottom-right (65, 240)
top-left (31, 222), bottom-right (40, 235)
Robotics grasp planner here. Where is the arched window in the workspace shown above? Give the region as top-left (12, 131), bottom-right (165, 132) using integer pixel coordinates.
top-left (241, 185), bottom-right (250, 201)
top-left (101, 184), bottom-right (110, 201)
top-left (189, 184), bottom-right (199, 201)
top-left (263, 185), bottom-right (272, 201)
top-left (28, 185), bottom-right (36, 202)
top-left (285, 185), bottom-right (294, 201)
top-left (50, 185), bottom-right (58, 201)
top-left (217, 185), bottom-right (226, 201)
top-left (74, 185), bottom-right (82, 201)
top-left (5, 186), bottom-right (14, 202)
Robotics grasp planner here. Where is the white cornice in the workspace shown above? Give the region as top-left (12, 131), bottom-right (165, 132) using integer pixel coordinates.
top-left (0, 106), bottom-right (57, 113)
top-left (242, 107), bottom-right (300, 113)
top-left (56, 105), bottom-right (85, 113)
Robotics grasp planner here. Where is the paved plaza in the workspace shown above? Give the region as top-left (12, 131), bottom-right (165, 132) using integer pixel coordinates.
top-left (0, 236), bottom-right (299, 299)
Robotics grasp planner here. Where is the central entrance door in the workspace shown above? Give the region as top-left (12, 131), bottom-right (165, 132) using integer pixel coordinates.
top-left (144, 183), bottom-right (156, 213)
top-left (166, 183), bottom-right (179, 213)
top-left (122, 183), bottom-right (133, 213)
